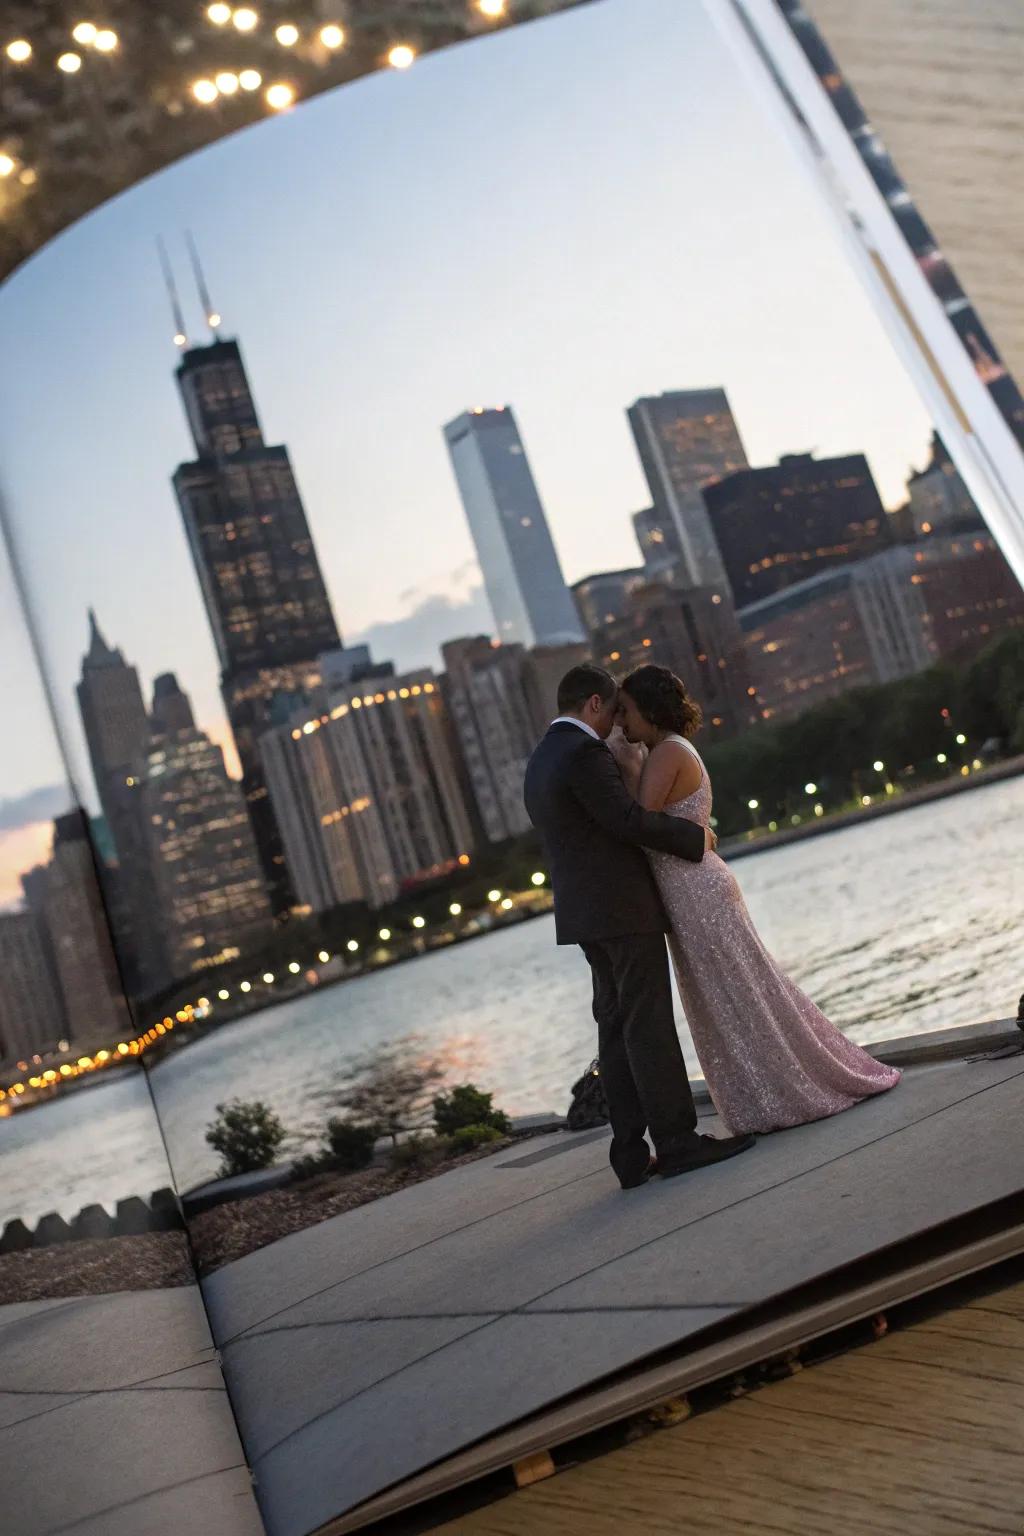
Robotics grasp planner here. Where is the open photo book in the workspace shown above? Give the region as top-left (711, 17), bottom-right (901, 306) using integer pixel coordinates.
top-left (1, 3), bottom-right (1023, 1533)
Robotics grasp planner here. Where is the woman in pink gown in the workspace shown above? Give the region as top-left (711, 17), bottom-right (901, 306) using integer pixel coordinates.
top-left (612, 664), bottom-right (900, 1136)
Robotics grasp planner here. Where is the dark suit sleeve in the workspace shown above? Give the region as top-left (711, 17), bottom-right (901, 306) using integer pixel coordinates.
top-left (565, 739), bottom-right (705, 861)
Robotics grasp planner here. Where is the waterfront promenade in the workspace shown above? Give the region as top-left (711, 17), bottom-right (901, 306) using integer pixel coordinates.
top-left (199, 1020), bottom-right (1024, 1536)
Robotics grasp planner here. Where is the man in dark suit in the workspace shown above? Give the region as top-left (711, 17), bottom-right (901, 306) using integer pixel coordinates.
top-left (524, 664), bottom-right (754, 1189)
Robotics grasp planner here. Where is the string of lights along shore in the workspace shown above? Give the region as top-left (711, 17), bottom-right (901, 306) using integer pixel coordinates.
top-left (9, 245), bottom-right (1015, 1056)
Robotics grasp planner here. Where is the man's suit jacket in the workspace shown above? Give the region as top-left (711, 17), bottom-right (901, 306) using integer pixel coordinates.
top-left (523, 721), bottom-right (705, 945)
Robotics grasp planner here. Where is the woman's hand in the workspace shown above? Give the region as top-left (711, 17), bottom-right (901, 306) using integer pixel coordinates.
top-left (606, 726), bottom-right (647, 793)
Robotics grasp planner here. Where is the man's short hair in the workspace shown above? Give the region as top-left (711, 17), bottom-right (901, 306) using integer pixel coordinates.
top-left (557, 664), bottom-right (617, 715)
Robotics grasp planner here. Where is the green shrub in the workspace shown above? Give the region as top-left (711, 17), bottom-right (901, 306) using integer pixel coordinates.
top-left (433, 1084), bottom-right (510, 1137)
top-left (388, 1134), bottom-right (447, 1176)
top-left (326, 1119), bottom-right (379, 1172)
top-left (448, 1123), bottom-right (505, 1153)
top-left (205, 1099), bottom-right (286, 1179)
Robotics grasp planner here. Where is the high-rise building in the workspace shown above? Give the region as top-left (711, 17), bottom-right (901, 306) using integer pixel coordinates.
top-left (441, 638), bottom-right (537, 842)
top-left (172, 334), bottom-right (342, 912)
top-left (594, 584), bottom-right (757, 739)
top-left (318, 644), bottom-right (395, 692)
top-left (703, 452), bottom-right (892, 609)
top-left (128, 712), bottom-right (271, 980)
top-left (0, 912), bottom-right (66, 1066)
top-left (76, 611), bottom-right (152, 848)
top-left (572, 568), bottom-right (646, 638)
top-left (520, 641), bottom-right (594, 738)
top-left (627, 389), bottom-right (748, 589)
top-left (632, 507), bottom-right (674, 576)
top-left (443, 407), bottom-right (585, 649)
top-left (38, 812), bottom-right (131, 1041)
top-left (906, 433), bottom-right (985, 540)
top-left (262, 670), bottom-right (474, 914)
top-left (908, 530), bottom-right (1024, 661)
top-left (151, 672), bottom-right (196, 735)
top-left (739, 547), bottom-right (937, 723)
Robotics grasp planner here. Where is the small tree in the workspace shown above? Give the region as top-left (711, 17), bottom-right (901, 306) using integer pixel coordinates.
top-left (206, 1099), bottom-right (286, 1179)
top-left (324, 1038), bottom-right (445, 1147)
top-left (433, 1084), bottom-right (510, 1138)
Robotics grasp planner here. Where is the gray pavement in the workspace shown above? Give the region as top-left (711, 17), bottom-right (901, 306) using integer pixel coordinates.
top-left (201, 1048), bottom-right (1024, 1536)
top-left (0, 1285), bottom-right (263, 1536)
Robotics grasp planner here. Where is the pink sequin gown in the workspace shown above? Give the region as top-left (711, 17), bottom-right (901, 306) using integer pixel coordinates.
top-left (647, 736), bottom-right (901, 1135)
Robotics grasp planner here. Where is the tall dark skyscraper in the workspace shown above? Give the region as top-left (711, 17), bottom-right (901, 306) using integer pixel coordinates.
top-left (171, 330), bottom-right (342, 912)
top-left (151, 671), bottom-right (196, 736)
top-left (76, 611), bottom-right (151, 849)
top-left (703, 452), bottom-right (892, 609)
top-left (628, 389), bottom-right (749, 589)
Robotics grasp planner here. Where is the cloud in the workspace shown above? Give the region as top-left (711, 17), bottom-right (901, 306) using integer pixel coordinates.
top-left (0, 784), bottom-right (71, 835)
top-left (351, 585), bottom-right (494, 674)
top-left (0, 821), bottom-right (60, 910)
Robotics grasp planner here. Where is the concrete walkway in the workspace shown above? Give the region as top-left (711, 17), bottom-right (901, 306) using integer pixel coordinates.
top-left (0, 1285), bottom-right (263, 1535)
top-left (200, 1037), bottom-right (1024, 1536)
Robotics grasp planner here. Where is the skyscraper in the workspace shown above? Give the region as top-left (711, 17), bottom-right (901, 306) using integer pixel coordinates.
top-left (129, 710), bottom-right (271, 980)
top-left (172, 330), bottom-right (342, 912)
top-left (627, 389), bottom-right (749, 589)
top-left (739, 547), bottom-right (938, 723)
top-left (441, 638), bottom-right (536, 842)
top-left (593, 583), bottom-right (756, 739)
top-left (262, 670), bottom-right (474, 912)
top-left (702, 452), bottom-right (891, 609)
top-left (151, 671), bottom-right (196, 735)
top-left (0, 912), bottom-right (65, 1066)
top-left (76, 611), bottom-right (152, 848)
top-left (906, 433), bottom-right (985, 539)
top-left (571, 567), bottom-right (646, 638)
top-left (443, 407), bottom-right (585, 649)
top-left (38, 812), bottom-right (132, 1041)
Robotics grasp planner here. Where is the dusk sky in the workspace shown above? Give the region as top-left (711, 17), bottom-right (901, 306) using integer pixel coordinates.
top-left (0, 0), bottom-right (935, 898)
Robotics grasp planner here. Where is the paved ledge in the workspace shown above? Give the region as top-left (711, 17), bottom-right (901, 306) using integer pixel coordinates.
top-left (199, 1024), bottom-right (1024, 1536)
top-left (0, 1285), bottom-right (263, 1536)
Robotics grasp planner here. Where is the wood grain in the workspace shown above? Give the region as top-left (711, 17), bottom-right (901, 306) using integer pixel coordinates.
top-left (437, 1278), bottom-right (1024, 1534)
top-left (805, 0), bottom-right (1024, 384)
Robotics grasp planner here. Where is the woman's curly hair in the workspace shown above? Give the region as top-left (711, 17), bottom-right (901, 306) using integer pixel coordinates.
top-left (620, 664), bottom-right (703, 738)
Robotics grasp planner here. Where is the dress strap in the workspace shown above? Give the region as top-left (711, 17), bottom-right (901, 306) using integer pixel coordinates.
top-left (664, 734), bottom-right (705, 779)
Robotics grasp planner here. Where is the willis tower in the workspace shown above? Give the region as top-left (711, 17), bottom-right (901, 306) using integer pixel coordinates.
top-left (167, 240), bottom-right (341, 912)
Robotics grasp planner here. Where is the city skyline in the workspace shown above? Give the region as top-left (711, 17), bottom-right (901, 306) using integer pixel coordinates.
top-left (0, 0), bottom-right (938, 895)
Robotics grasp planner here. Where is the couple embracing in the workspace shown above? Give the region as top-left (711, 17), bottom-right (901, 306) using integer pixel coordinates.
top-left (524, 663), bottom-right (899, 1190)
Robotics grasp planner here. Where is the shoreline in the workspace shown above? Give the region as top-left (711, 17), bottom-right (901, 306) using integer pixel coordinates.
top-left (720, 753), bottom-right (1024, 861)
top-left (4, 760), bottom-right (1021, 1115)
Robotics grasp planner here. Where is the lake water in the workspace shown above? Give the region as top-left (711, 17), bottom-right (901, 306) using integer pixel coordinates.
top-left (3, 776), bottom-right (1022, 1222)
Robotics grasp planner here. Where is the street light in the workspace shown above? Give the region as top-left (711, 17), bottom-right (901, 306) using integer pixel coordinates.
top-left (412, 916), bottom-right (426, 929)
top-left (449, 903), bottom-right (462, 916)
top-left (488, 889), bottom-right (502, 903)
top-left (747, 798), bottom-right (759, 810)
top-left (378, 929), bottom-right (391, 942)
top-left (288, 961), bottom-right (300, 974)
top-left (531, 872), bottom-right (546, 886)
top-left (873, 760), bottom-right (885, 773)
top-left (956, 733), bottom-right (967, 746)
top-left (804, 782), bottom-right (817, 796)
top-left (347, 939), bottom-right (359, 953)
